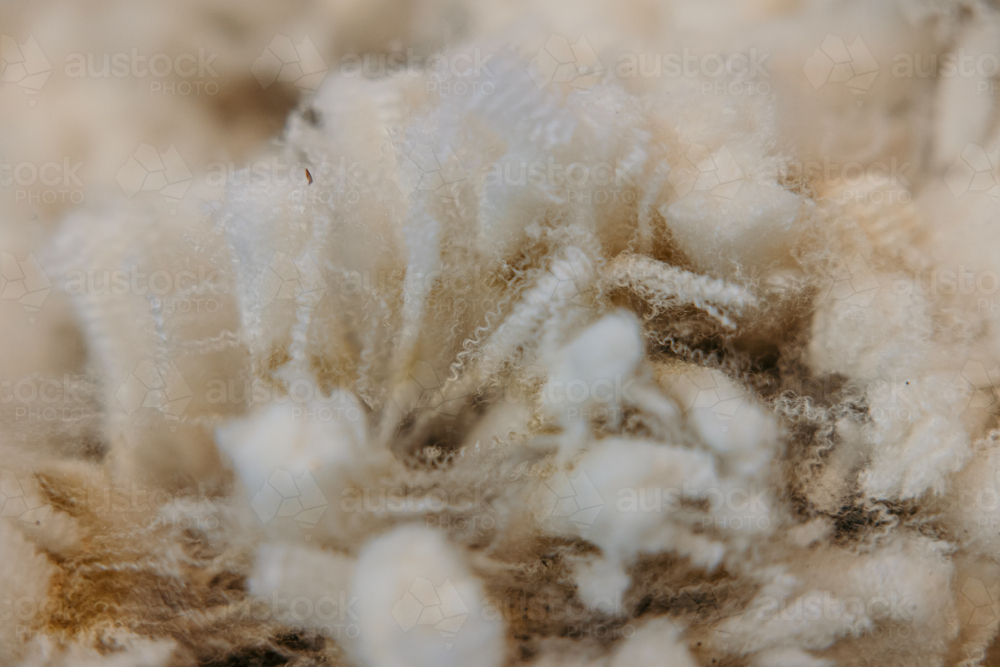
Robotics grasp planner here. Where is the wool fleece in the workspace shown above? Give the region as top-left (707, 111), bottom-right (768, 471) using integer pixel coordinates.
top-left (2, 0), bottom-right (1000, 666)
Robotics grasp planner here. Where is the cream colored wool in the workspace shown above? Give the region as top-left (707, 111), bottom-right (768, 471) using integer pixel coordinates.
top-left (5, 0), bottom-right (1000, 666)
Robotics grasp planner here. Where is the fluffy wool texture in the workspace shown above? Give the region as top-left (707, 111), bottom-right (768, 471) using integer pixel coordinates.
top-left (4, 0), bottom-right (1000, 665)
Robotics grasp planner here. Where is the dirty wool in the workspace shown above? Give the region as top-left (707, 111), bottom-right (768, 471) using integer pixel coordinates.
top-left (3, 0), bottom-right (1000, 665)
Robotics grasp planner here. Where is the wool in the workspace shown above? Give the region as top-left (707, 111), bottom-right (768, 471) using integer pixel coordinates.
top-left (4, 0), bottom-right (1000, 665)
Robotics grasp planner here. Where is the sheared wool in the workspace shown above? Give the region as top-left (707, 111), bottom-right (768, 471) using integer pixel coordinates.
top-left (6, 0), bottom-right (1000, 665)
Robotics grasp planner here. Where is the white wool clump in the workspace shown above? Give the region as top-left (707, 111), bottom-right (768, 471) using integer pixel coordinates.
top-left (248, 542), bottom-right (357, 635)
top-left (861, 373), bottom-right (974, 500)
top-left (572, 438), bottom-right (723, 565)
top-left (541, 311), bottom-right (644, 457)
top-left (552, 403), bottom-right (776, 611)
top-left (807, 266), bottom-right (984, 501)
top-left (547, 311), bottom-right (643, 383)
top-left (216, 388), bottom-right (369, 537)
top-left (643, 89), bottom-right (807, 281)
top-left (662, 163), bottom-right (805, 281)
top-left (608, 617), bottom-right (697, 667)
top-left (808, 273), bottom-right (932, 384)
top-left (658, 363), bottom-right (778, 480)
top-left (351, 526), bottom-right (504, 667)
